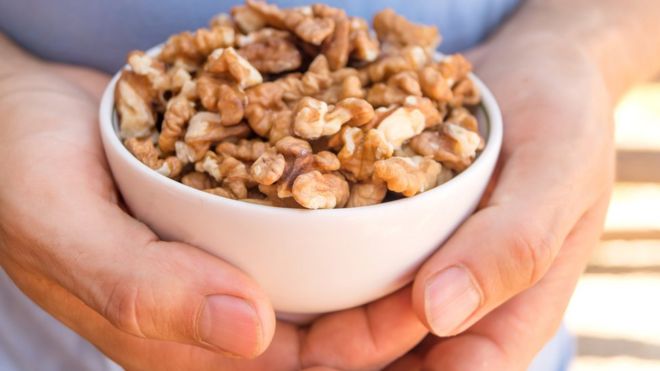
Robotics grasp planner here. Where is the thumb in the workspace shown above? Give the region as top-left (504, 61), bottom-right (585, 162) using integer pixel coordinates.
top-left (411, 146), bottom-right (597, 337)
top-left (52, 203), bottom-right (276, 358)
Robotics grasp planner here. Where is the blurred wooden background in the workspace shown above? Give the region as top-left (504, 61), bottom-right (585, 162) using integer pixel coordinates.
top-left (567, 82), bottom-right (660, 371)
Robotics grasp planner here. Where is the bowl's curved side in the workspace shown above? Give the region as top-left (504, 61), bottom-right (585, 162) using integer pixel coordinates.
top-left (99, 52), bottom-right (502, 314)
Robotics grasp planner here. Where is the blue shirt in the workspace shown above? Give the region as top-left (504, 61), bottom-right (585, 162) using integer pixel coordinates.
top-left (0, 0), bottom-right (520, 72)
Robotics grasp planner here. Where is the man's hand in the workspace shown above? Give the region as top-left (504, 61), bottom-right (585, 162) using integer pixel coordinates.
top-left (0, 38), bottom-right (428, 370)
top-left (392, 34), bottom-right (614, 370)
top-left (390, 0), bottom-right (660, 367)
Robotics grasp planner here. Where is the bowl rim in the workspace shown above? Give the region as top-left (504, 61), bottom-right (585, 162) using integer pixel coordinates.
top-left (99, 47), bottom-right (503, 216)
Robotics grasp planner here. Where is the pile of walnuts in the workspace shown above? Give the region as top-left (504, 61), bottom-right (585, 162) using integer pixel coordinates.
top-left (115, 0), bottom-right (483, 209)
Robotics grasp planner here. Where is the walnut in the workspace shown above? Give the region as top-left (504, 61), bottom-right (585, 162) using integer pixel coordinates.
top-left (217, 83), bottom-right (247, 126)
top-left (231, 5), bottom-right (267, 33)
top-left (293, 97), bottom-right (374, 139)
top-left (127, 51), bottom-right (168, 91)
top-left (216, 139), bottom-right (270, 162)
top-left (265, 147), bottom-right (338, 201)
top-left (444, 123), bottom-right (482, 162)
top-left (349, 17), bottom-right (379, 62)
top-left (312, 151), bottom-right (341, 171)
top-left (409, 131), bottom-right (458, 166)
top-left (182, 171), bottom-right (216, 190)
top-left (285, 7), bottom-right (336, 45)
top-left (292, 171), bottom-right (349, 209)
top-left (374, 156), bottom-right (441, 197)
top-left (269, 109), bottom-right (295, 143)
top-left (403, 96), bottom-right (443, 128)
top-left (195, 152), bottom-right (253, 199)
top-left (193, 26), bottom-right (236, 56)
top-left (419, 66), bottom-right (452, 103)
top-left (372, 8), bottom-right (440, 51)
top-left (314, 68), bottom-right (365, 104)
top-left (436, 54), bottom-right (472, 87)
top-left (159, 25), bottom-right (235, 66)
top-left (115, 71), bottom-right (157, 139)
top-left (367, 71), bottom-right (421, 107)
top-left (250, 149), bottom-right (286, 185)
top-left (237, 28), bottom-right (302, 74)
top-left (196, 73), bottom-right (246, 126)
top-left (347, 180), bottom-right (388, 207)
top-left (257, 184), bottom-right (303, 208)
top-left (273, 55), bottom-right (333, 102)
top-left (158, 94), bottom-right (196, 153)
top-left (447, 107), bottom-right (478, 132)
top-left (245, 82), bottom-right (287, 136)
top-left (159, 32), bottom-right (200, 65)
top-left (311, 3), bottom-right (344, 18)
top-left (209, 13), bottom-right (235, 29)
top-left (176, 112), bottom-right (250, 162)
top-left (408, 123), bottom-right (481, 171)
top-left (275, 153), bottom-right (316, 198)
top-left (366, 46), bottom-right (429, 83)
top-left (204, 186), bottom-right (237, 199)
top-left (124, 137), bottom-right (182, 178)
top-left (321, 12), bottom-right (350, 70)
top-left (275, 136), bottom-right (312, 157)
top-left (206, 47), bottom-right (263, 89)
top-left (338, 128), bottom-right (394, 181)
top-left (375, 106), bottom-right (426, 148)
top-left (340, 74), bottom-right (365, 100)
top-left (451, 78), bottom-right (480, 107)
top-left (245, 0), bottom-right (288, 30)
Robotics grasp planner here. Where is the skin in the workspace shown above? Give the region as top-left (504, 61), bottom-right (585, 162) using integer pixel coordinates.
top-left (1, 0), bottom-right (660, 370)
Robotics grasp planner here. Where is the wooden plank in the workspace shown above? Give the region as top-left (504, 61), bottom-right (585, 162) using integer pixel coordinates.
top-left (588, 239), bottom-right (660, 273)
top-left (602, 230), bottom-right (660, 240)
top-left (616, 150), bottom-right (660, 183)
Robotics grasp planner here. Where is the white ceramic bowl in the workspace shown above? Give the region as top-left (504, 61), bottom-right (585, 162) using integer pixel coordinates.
top-left (99, 46), bottom-right (502, 318)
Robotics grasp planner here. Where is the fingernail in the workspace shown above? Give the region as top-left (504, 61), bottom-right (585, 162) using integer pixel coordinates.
top-left (199, 295), bottom-right (262, 357)
top-left (425, 266), bottom-right (481, 336)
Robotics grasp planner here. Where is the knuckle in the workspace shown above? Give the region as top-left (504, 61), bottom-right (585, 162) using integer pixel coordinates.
top-left (102, 280), bottom-right (148, 337)
top-left (508, 222), bottom-right (558, 286)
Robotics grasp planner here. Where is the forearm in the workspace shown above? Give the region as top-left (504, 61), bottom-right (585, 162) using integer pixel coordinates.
top-left (488, 0), bottom-right (660, 100)
top-left (0, 33), bottom-right (42, 76)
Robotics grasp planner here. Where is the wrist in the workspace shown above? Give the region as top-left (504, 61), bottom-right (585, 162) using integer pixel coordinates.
top-left (487, 0), bottom-right (660, 101)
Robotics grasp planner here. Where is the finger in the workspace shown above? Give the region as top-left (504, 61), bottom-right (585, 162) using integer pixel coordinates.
top-left (411, 127), bottom-right (611, 336)
top-left (9, 199), bottom-right (276, 358)
top-left (3, 258), bottom-right (302, 371)
top-left (300, 286), bottom-right (428, 370)
top-left (47, 63), bottom-right (111, 101)
top-left (418, 194), bottom-right (609, 371)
